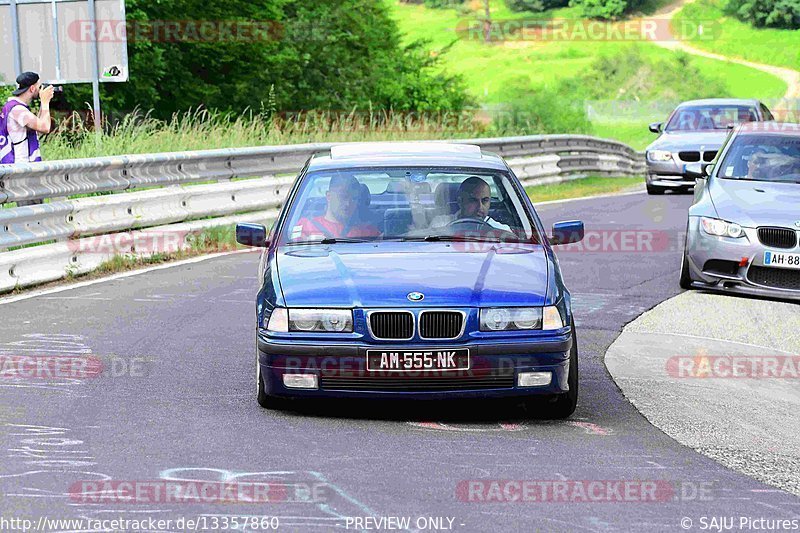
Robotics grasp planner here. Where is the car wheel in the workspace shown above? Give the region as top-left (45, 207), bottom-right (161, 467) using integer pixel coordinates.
top-left (679, 249), bottom-right (694, 290)
top-left (524, 323), bottom-right (578, 419)
top-left (256, 360), bottom-right (283, 410)
top-left (646, 183), bottom-right (665, 195)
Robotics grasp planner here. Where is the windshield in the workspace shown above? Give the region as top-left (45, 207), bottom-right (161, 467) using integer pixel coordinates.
top-left (665, 105), bottom-right (757, 132)
top-left (717, 134), bottom-right (800, 183)
top-left (279, 167), bottom-right (540, 245)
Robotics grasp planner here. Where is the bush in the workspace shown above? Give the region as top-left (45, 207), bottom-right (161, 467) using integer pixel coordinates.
top-left (491, 82), bottom-right (591, 136)
top-left (570, 0), bottom-right (645, 19)
top-left (559, 46), bottom-right (729, 101)
top-left (423, 0), bottom-right (465, 7)
top-left (724, 0), bottom-right (800, 28)
top-left (506, 0), bottom-right (569, 12)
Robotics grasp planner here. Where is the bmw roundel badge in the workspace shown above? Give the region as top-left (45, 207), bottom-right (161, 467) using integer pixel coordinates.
top-left (407, 292), bottom-right (424, 302)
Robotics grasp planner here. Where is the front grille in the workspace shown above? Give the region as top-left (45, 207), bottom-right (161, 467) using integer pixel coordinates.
top-left (320, 373), bottom-right (514, 391)
top-left (369, 311), bottom-right (414, 340)
top-left (678, 151), bottom-right (700, 162)
top-left (419, 311), bottom-right (463, 339)
top-left (758, 227), bottom-right (797, 249)
top-left (703, 151), bottom-right (717, 162)
top-left (747, 266), bottom-right (800, 290)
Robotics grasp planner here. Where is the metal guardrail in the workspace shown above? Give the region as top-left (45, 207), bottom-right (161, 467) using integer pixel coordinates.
top-left (0, 135), bottom-right (645, 293)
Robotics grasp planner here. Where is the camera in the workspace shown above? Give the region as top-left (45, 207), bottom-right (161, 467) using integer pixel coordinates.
top-left (41, 83), bottom-right (63, 93)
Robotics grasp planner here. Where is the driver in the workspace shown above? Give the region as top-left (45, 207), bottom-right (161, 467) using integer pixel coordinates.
top-left (430, 176), bottom-right (512, 231)
top-left (293, 175), bottom-right (381, 240)
top-left (746, 150), bottom-right (767, 180)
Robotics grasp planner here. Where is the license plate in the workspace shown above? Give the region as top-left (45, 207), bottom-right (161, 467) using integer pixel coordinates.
top-left (366, 349), bottom-right (469, 372)
top-left (763, 251), bottom-right (800, 270)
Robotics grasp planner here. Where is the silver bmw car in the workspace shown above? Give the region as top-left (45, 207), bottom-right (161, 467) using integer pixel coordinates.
top-left (680, 122), bottom-right (800, 300)
top-left (645, 98), bottom-right (774, 195)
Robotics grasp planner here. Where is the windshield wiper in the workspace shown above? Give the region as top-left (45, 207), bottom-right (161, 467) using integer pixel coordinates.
top-left (287, 237), bottom-right (369, 246)
top-left (420, 235), bottom-right (513, 243)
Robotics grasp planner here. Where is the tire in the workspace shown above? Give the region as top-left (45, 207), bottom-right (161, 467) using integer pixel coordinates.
top-left (679, 248), bottom-right (694, 290)
top-left (256, 360), bottom-right (284, 410)
top-left (524, 324), bottom-right (578, 419)
top-left (646, 183), bottom-right (665, 195)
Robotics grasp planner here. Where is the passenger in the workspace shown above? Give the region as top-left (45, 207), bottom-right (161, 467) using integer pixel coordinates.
top-left (292, 175), bottom-right (380, 240)
top-left (430, 176), bottom-right (511, 232)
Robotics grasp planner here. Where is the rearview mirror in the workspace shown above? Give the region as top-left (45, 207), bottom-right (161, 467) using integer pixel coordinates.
top-left (550, 220), bottom-right (584, 246)
top-left (236, 223), bottom-right (268, 247)
top-left (684, 162), bottom-right (711, 179)
top-left (649, 122), bottom-right (662, 134)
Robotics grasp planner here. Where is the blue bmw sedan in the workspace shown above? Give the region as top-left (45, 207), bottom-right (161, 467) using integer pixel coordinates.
top-left (236, 143), bottom-right (585, 418)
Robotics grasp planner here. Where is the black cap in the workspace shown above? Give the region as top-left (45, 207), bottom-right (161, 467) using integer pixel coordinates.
top-left (12, 71), bottom-right (39, 96)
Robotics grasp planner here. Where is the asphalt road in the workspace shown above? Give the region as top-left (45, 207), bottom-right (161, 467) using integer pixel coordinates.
top-left (1, 190), bottom-right (798, 533)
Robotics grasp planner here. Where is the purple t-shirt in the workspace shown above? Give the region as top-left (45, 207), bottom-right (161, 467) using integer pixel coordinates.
top-left (0, 99), bottom-right (42, 164)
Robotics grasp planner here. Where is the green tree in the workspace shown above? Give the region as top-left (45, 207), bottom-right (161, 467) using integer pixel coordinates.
top-left (66, 0), bottom-right (470, 119)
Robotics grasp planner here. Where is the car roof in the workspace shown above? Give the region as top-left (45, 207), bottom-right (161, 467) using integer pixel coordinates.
top-left (734, 121), bottom-right (800, 136)
top-left (307, 142), bottom-right (509, 172)
top-left (676, 98), bottom-right (761, 108)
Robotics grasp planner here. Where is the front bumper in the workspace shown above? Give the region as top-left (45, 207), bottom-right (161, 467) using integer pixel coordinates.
top-left (257, 333), bottom-right (573, 399)
top-left (646, 159), bottom-right (696, 188)
top-left (685, 217), bottom-right (800, 301)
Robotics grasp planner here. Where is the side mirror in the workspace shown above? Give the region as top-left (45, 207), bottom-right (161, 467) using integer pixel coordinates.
top-left (236, 223), bottom-right (268, 247)
top-left (684, 162), bottom-right (711, 179)
top-left (550, 220), bottom-right (584, 246)
top-left (649, 122), bottom-right (662, 134)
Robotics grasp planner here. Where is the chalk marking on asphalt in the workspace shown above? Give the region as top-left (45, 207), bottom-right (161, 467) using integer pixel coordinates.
top-left (567, 421), bottom-right (613, 436)
top-left (309, 471), bottom-right (417, 533)
top-left (38, 296), bottom-right (114, 301)
top-left (407, 422), bottom-right (527, 432)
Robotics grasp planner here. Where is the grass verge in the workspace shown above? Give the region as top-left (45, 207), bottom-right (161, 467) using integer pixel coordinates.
top-left (674, 0), bottom-right (800, 72)
top-left (526, 176), bottom-right (643, 202)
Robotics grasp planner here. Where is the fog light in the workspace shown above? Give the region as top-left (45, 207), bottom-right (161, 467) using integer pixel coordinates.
top-left (282, 374), bottom-right (318, 389)
top-left (518, 372), bottom-right (552, 387)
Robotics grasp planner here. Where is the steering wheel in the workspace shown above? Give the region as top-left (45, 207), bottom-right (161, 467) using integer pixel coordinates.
top-left (447, 217), bottom-right (495, 232)
top-left (446, 217), bottom-right (518, 239)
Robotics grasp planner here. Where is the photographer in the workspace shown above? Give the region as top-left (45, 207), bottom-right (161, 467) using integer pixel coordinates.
top-left (1, 71), bottom-right (55, 205)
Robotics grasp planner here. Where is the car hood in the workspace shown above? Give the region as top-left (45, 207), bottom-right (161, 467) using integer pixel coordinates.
top-left (709, 178), bottom-right (800, 227)
top-left (276, 242), bottom-right (550, 308)
top-left (647, 130), bottom-right (728, 152)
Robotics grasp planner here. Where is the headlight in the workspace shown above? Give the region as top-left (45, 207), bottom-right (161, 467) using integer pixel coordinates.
top-left (700, 217), bottom-right (745, 238)
top-left (648, 150), bottom-right (672, 162)
top-left (480, 308), bottom-right (542, 331)
top-left (288, 309), bottom-right (353, 332)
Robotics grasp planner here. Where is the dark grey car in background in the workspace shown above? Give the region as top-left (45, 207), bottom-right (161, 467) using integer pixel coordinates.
top-left (680, 122), bottom-right (800, 301)
top-left (645, 98), bottom-right (774, 195)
